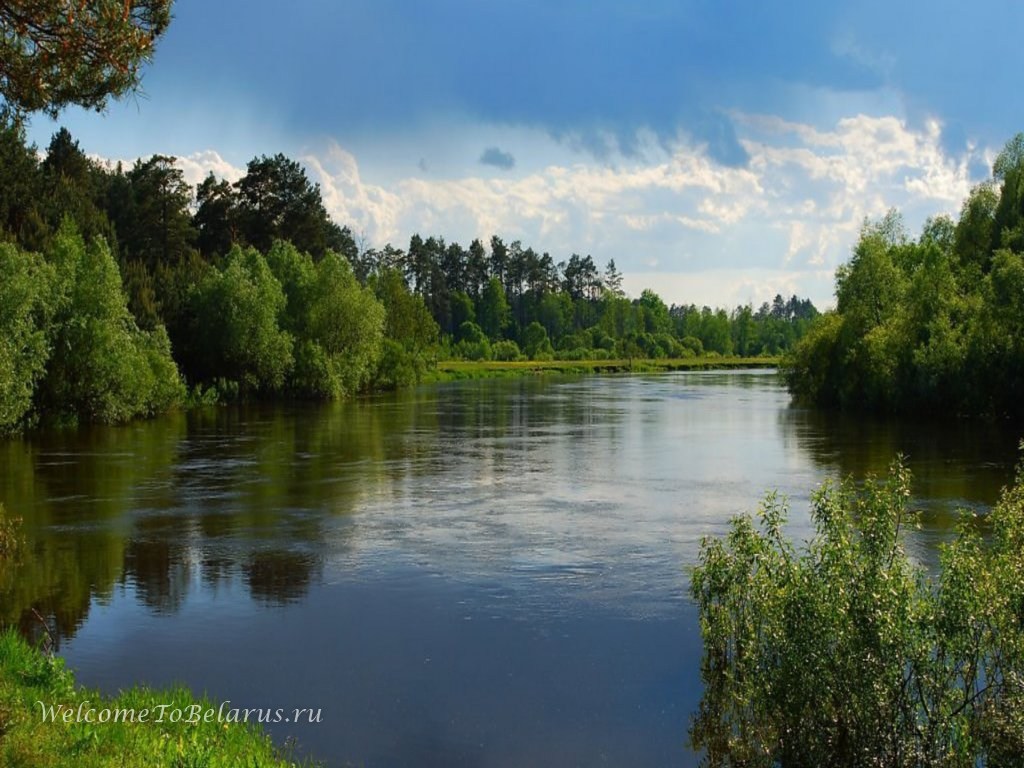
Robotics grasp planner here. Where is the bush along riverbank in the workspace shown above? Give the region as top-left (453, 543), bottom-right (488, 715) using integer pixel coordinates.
top-left (692, 455), bottom-right (1024, 765)
top-left (0, 630), bottom-right (319, 768)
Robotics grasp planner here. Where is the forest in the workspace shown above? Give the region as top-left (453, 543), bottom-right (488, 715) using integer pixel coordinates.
top-left (0, 120), bottom-right (817, 432)
top-left (786, 134), bottom-right (1024, 420)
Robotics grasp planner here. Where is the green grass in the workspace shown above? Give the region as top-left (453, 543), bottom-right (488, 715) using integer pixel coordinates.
top-left (0, 630), bottom-right (318, 768)
top-left (426, 355), bottom-right (780, 381)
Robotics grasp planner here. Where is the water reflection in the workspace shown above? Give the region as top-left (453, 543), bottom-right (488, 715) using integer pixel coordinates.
top-left (780, 405), bottom-right (1019, 512)
top-left (0, 371), bottom-right (1020, 767)
top-left (0, 396), bottom-right (412, 637)
top-left (779, 403), bottom-right (1021, 567)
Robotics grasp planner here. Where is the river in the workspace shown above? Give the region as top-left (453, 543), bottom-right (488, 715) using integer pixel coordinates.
top-left (0, 370), bottom-right (1019, 766)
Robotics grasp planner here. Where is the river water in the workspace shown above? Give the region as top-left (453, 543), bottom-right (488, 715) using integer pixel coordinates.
top-left (1, 371), bottom-right (1019, 766)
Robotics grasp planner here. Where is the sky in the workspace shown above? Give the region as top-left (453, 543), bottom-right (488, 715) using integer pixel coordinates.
top-left (25, 0), bottom-right (1024, 309)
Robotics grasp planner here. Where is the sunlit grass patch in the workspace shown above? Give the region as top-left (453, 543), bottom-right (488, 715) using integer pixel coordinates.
top-left (0, 631), bottom-right (319, 768)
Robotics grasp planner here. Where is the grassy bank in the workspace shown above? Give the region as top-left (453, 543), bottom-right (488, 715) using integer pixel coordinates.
top-left (427, 355), bottom-right (780, 381)
top-left (0, 630), bottom-right (315, 768)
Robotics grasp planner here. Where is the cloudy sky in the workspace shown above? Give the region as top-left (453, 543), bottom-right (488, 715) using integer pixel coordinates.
top-left (26, 0), bottom-right (1024, 308)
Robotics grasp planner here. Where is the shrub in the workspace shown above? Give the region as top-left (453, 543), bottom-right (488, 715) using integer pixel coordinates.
top-left (456, 321), bottom-right (487, 344)
top-left (560, 347), bottom-right (591, 361)
top-left (557, 333), bottom-right (587, 352)
top-left (520, 321), bottom-right (552, 360)
top-left (453, 338), bottom-right (491, 361)
top-left (681, 335), bottom-right (704, 356)
top-left (492, 339), bottom-right (522, 361)
top-left (654, 333), bottom-right (684, 358)
top-left (691, 457), bottom-right (1024, 767)
top-left (374, 339), bottom-right (423, 389)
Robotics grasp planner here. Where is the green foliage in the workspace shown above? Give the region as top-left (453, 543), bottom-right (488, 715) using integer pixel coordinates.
top-left (39, 128), bottom-right (114, 246)
top-left (0, 119), bottom-right (46, 249)
top-left (787, 135), bottom-right (1024, 418)
top-left (120, 259), bottom-right (160, 330)
top-left (37, 220), bottom-right (184, 424)
top-left (675, 307), bottom-right (733, 354)
top-left (299, 251), bottom-right (385, 397)
top-left (478, 276), bottom-right (511, 338)
top-left (692, 458), bottom-right (1024, 767)
top-left (1, 223), bottom-right (183, 431)
top-left (262, 241), bottom-right (387, 397)
top-left (373, 339), bottom-right (423, 390)
top-left (784, 312), bottom-right (844, 406)
top-left (153, 252), bottom-right (212, 380)
top-left (372, 267), bottom-right (439, 354)
top-left (0, 1), bottom-right (172, 118)
top-left (680, 335), bottom-right (704, 356)
top-left (452, 323), bottom-right (492, 361)
top-left (637, 288), bottom-right (671, 334)
top-left (520, 321), bottom-right (553, 360)
top-left (0, 243), bottom-right (53, 432)
top-left (192, 245), bottom-right (294, 394)
top-left (194, 173), bottom-right (236, 259)
top-left (457, 321), bottom-right (487, 344)
top-left (234, 154), bottom-right (347, 259)
top-left (491, 339), bottom-right (523, 361)
top-left (537, 291), bottom-right (574, 340)
top-left (450, 290), bottom-right (475, 330)
top-left (116, 155), bottom-right (196, 270)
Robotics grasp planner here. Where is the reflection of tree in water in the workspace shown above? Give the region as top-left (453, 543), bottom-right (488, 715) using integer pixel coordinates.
top-left (123, 534), bottom-right (190, 614)
top-left (0, 376), bottom-right (643, 643)
top-left (117, 401), bottom-right (387, 609)
top-left (242, 549), bottom-right (319, 605)
top-left (778, 404), bottom-right (1024, 571)
top-left (0, 398), bottom-right (401, 640)
top-left (0, 416), bottom-right (186, 642)
top-left (780, 404), bottom-right (1020, 511)
top-left (782, 404), bottom-right (1020, 512)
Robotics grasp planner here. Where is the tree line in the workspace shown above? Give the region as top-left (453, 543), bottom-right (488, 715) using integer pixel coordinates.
top-left (0, 120), bottom-right (817, 431)
top-left (787, 133), bottom-right (1024, 420)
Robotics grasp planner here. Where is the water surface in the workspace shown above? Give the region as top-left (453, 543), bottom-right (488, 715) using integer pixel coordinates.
top-left (1, 371), bottom-right (1019, 766)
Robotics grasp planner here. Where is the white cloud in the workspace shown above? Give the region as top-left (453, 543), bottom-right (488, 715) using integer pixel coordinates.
top-left (176, 151), bottom-right (245, 186)
top-left (301, 145), bottom-right (404, 244)
top-left (107, 111), bottom-right (991, 309)
top-left (89, 149), bottom-right (246, 188)
top-left (300, 113), bottom-right (984, 304)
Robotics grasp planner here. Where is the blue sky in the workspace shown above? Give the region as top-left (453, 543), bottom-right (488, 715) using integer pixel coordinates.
top-left (27, 0), bottom-right (1024, 308)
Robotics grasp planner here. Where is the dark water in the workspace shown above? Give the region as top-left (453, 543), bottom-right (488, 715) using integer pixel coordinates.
top-left (1, 371), bottom-right (1020, 766)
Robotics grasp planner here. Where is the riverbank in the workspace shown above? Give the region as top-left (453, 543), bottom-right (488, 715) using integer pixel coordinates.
top-left (426, 355), bottom-right (780, 381)
top-left (0, 630), bottom-right (316, 768)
